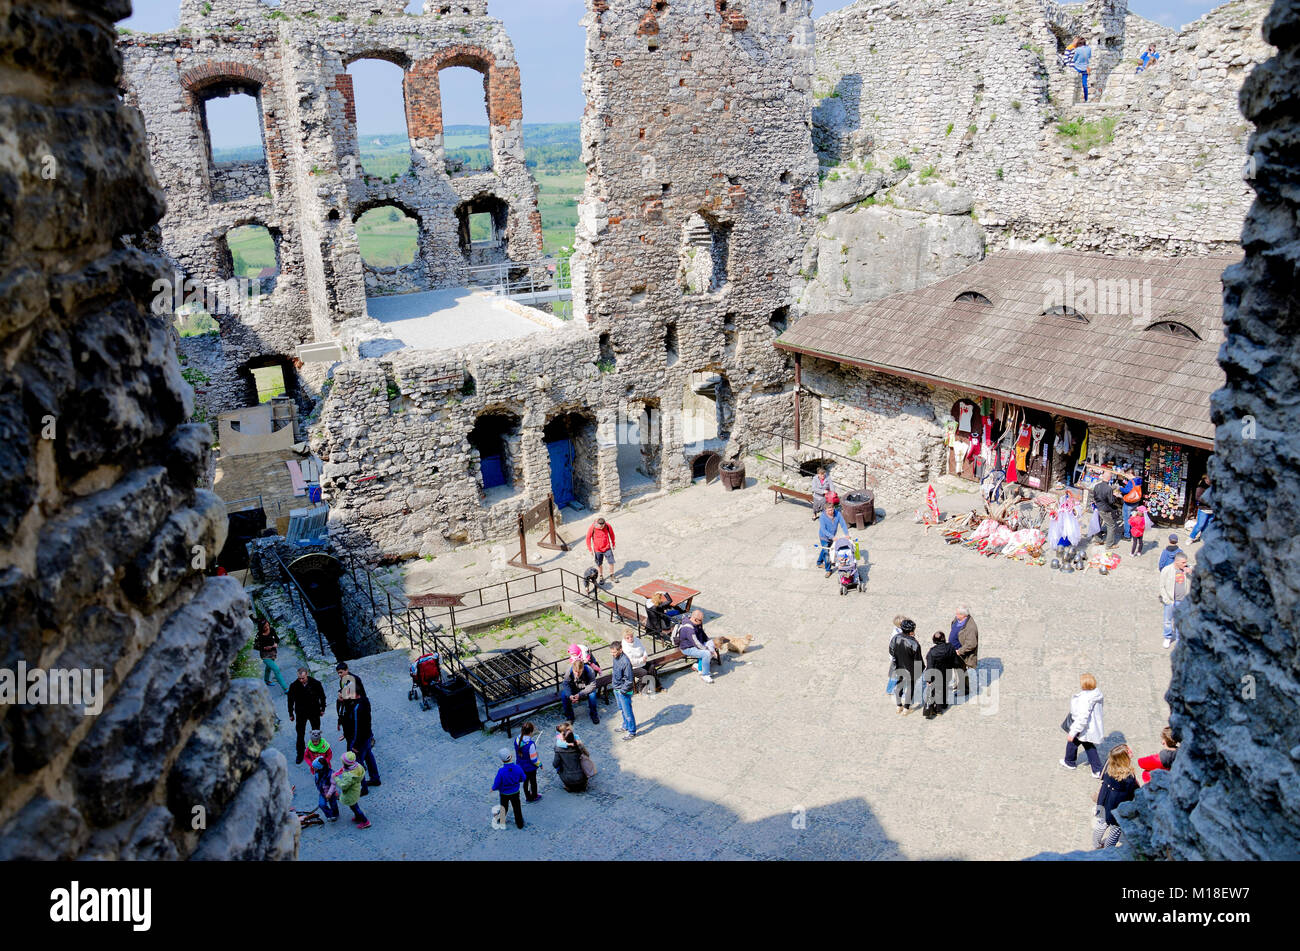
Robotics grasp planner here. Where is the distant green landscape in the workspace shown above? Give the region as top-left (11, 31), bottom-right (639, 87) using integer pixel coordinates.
top-left (213, 122), bottom-right (582, 258)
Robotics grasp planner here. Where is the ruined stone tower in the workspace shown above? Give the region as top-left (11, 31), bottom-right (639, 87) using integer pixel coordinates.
top-left (0, 0), bottom-right (296, 859)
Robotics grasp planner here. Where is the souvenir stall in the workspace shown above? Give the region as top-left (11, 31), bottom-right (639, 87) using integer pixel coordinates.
top-left (944, 398), bottom-right (1058, 496)
top-left (1144, 441), bottom-right (1209, 525)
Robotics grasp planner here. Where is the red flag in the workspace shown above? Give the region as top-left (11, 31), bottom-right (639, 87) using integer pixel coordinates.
top-left (926, 484), bottom-right (940, 523)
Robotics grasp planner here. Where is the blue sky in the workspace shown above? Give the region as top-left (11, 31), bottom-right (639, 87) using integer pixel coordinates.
top-left (123, 0), bottom-right (1227, 143)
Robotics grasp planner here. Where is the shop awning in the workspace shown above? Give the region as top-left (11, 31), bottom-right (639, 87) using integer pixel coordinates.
top-left (777, 250), bottom-right (1236, 448)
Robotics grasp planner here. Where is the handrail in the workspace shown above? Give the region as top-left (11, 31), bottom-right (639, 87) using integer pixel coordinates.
top-left (268, 546), bottom-right (327, 655)
top-left (752, 426), bottom-right (871, 491)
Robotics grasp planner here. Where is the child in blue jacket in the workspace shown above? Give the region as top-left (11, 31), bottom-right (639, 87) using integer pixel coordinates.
top-left (515, 722), bottom-right (543, 803)
top-left (492, 748), bottom-right (527, 829)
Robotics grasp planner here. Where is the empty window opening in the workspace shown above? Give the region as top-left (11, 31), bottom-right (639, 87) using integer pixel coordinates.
top-left (664, 321), bottom-right (679, 366)
top-left (679, 212), bottom-right (731, 295)
top-left (683, 370), bottom-right (734, 446)
top-left (222, 224), bottom-right (279, 294)
top-left (347, 58), bottom-right (412, 179)
top-left (456, 194), bottom-right (509, 263)
top-left (355, 205), bottom-right (419, 268)
top-left (469, 412), bottom-right (523, 503)
top-left (199, 86), bottom-right (268, 203)
top-left (598, 332), bottom-right (616, 371)
top-left (770, 306), bottom-right (790, 334)
top-left (238, 355), bottom-right (297, 408)
top-left (440, 66), bottom-right (493, 175)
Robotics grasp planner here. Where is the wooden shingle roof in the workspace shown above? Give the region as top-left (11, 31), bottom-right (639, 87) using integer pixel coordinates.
top-left (778, 251), bottom-right (1236, 446)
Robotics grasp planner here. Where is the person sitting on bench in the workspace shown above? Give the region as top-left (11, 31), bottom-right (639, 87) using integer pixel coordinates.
top-left (621, 629), bottom-right (651, 694)
top-left (560, 646), bottom-right (600, 723)
top-left (644, 591), bottom-right (679, 637)
top-left (676, 609), bottom-right (721, 684)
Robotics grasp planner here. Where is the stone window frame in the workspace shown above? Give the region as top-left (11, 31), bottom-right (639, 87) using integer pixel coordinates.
top-left (217, 219), bottom-right (283, 294)
top-left (352, 198), bottom-right (424, 272)
top-left (342, 51), bottom-right (417, 179)
top-left (180, 61), bottom-right (278, 197)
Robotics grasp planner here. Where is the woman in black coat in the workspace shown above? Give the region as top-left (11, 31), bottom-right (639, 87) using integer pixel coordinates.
top-left (889, 619), bottom-right (924, 714)
top-left (552, 730), bottom-right (590, 792)
top-left (922, 631), bottom-right (963, 719)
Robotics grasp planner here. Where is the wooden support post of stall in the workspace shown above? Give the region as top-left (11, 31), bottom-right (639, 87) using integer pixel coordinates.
top-left (794, 352), bottom-right (802, 450)
top-left (508, 493), bottom-right (569, 572)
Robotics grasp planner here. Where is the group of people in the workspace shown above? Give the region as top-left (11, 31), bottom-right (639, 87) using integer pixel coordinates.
top-left (282, 657), bottom-right (381, 832)
top-left (490, 718), bottom-right (600, 829)
top-left (886, 607), bottom-right (979, 719)
top-left (1059, 673), bottom-right (1181, 848)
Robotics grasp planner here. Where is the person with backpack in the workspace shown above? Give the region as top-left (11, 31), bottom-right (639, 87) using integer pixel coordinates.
top-left (552, 729), bottom-right (591, 793)
top-left (254, 618), bottom-right (289, 694)
top-left (1119, 472), bottom-right (1143, 539)
top-left (888, 619), bottom-right (923, 715)
top-left (1060, 673), bottom-right (1106, 777)
top-left (610, 639), bottom-right (637, 740)
top-left (333, 751), bottom-right (369, 829)
top-left (514, 722), bottom-right (543, 803)
top-left (491, 748), bottom-right (527, 830)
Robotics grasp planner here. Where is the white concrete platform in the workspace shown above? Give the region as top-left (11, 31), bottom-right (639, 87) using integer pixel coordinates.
top-left (362, 288), bottom-right (555, 354)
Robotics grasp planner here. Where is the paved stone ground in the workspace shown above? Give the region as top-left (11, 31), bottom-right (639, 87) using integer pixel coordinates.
top-left (268, 479), bottom-right (1197, 860)
top-left (364, 288), bottom-right (549, 350)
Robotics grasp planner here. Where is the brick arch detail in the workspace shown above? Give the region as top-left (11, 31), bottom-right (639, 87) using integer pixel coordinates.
top-left (404, 45), bottom-right (523, 140)
top-left (180, 60), bottom-right (287, 179)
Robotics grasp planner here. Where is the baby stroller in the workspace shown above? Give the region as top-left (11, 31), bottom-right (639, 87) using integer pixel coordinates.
top-left (833, 537), bottom-right (863, 595)
top-left (408, 651), bottom-right (442, 711)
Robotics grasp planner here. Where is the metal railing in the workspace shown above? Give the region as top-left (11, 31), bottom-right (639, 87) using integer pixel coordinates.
top-left (753, 426), bottom-right (872, 491)
top-left (464, 257), bottom-right (572, 301)
top-left (268, 547), bottom-right (327, 655)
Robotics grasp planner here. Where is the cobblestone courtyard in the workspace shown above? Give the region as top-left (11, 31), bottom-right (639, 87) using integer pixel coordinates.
top-left (274, 479), bottom-right (1187, 860)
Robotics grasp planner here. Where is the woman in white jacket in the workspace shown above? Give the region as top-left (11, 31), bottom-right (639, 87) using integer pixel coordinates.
top-left (1060, 673), bottom-right (1105, 777)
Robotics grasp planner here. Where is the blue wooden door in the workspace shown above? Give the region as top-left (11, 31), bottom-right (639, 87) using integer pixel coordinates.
top-left (480, 455), bottom-right (506, 489)
top-left (548, 439), bottom-right (575, 507)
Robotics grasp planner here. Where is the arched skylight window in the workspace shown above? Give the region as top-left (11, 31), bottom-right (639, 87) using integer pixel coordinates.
top-left (1043, 304), bottom-right (1089, 322)
top-left (954, 291), bottom-right (992, 305)
top-left (1144, 320), bottom-right (1201, 340)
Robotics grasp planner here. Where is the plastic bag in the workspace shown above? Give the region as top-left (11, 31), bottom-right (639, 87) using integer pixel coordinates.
top-left (1061, 509), bottom-right (1082, 546)
top-left (1144, 512), bottom-right (1155, 533)
top-left (1087, 508), bottom-right (1101, 537)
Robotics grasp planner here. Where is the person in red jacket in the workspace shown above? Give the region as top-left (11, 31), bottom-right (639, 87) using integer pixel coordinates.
top-left (585, 517), bottom-right (617, 585)
top-left (1137, 726), bottom-right (1179, 783)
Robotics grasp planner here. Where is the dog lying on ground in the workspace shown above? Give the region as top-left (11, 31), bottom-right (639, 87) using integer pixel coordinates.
top-left (713, 634), bottom-right (754, 655)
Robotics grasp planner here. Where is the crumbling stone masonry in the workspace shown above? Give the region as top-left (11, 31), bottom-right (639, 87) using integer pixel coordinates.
top-left (1122, 0), bottom-right (1300, 860)
top-left (120, 0), bottom-right (543, 420)
top-left (311, 0), bottom-right (820, 557)
top-left (0, 0), bottom-right (296, 860)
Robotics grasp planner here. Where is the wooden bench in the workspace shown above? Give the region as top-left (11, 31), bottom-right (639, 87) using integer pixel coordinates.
top-left (484, 691), bottom-right (560, 737)
top-left (769, 484), bottom-right (814, 506)
top-left (601, 599), bottom-right (645, 630)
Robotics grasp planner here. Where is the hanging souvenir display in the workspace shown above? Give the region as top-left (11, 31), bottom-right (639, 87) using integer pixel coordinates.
top-left (1144, 441), bottom-right (1190, 523)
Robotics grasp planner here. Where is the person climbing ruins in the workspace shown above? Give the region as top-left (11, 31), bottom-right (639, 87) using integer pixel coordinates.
top-left (1070, 36), bottom-right (1094, 102)
top-left (255, 618), bottom-right (289, 694)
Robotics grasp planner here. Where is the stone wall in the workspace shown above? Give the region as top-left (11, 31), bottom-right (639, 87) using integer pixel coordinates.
top-left (811, 0), bottom-right (1273, 255)
top-left (120, 1), bottom-right (544, 422)
top-left (0, 0), bottom-right (295, 861)
top-left (1121, 0), bottom-right (1300, 860)
top-left (309, 0), bottom-right (819, 557)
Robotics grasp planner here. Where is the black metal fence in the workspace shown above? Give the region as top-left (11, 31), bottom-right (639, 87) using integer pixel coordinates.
top-left (753, 426), bottom-right (871, 490)
top-left (268, 546), bottom-right (327, 655)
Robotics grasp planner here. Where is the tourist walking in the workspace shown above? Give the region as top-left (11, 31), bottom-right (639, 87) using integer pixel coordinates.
top-left (676, 609), bottom-right (720, 684)
top-left (585, 516), bottom-right (617, 584)
top-left (610, 640), bottom-right (637, 739)
top-left (333, 751), bottom-right (370, 829)
top-left (287, 667), bottom-right (327, 765)
top-left (514, 722), bottom-right (543, 803)
top-left (1159, 553), bottom-right (1190, 649)
top-left (311, 755), bottom-right (339, 822)
top-left (1158, 534), bottom-right (1184, 571)
top-left (1093, 745), bottom-right (1139, 849)
top-left (816, 497), bottom-right (849, 575)
top-left (255, 618), bottom-right (289, 694)
top-left (888, 619), bottom-right (923, 715)
top-left (948, 605), bottom-right (980, 697)
top-left (492, 748), bottom-right (527, 830)
top-left (560, 645), bottom-right (600, 723)
top-left (1060, 673), bottom-right (1105, 777)
top-left (922, 631), bottom-right (962, 719)
top-left (810, 466), bottom-right (834, 519)
top-left (1091, 471), bottom-right (1122, 550)
top-left (1189, 475), bottom-right (1214, 541)
top-left (1127, 505), bottom-right (1148, 556)
top-left (1137, 727), bottom-right (1180, 783)
top-left (552, 730), bottom-right (591, 793)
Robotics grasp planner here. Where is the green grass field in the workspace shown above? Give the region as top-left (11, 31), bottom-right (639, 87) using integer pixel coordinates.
top-left (225, 224), bottom-right (277, 277)
top-left (356, 207), bottom-right (419, 267)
